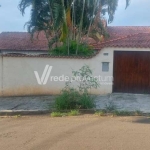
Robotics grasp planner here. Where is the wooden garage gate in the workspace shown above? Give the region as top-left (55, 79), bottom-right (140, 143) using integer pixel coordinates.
top-left (113, 51), bottom-right (150, 94)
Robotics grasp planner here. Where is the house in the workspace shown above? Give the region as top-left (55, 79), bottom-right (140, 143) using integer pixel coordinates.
top-left (0, 26), bottom-right (150, 96)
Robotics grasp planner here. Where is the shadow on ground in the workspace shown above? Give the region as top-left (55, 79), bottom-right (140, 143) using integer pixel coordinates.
top-left (133, 117), bottom-right (150, 124)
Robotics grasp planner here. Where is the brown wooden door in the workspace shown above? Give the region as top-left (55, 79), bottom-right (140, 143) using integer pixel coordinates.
top-left (113, 51), bottom-right (150, 94)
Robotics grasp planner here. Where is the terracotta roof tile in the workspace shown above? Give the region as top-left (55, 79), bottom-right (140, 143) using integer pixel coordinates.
top-left (1, 26), bottom-right (150, 56)
top-left (0, 32), bottom-right (48, 50)
top-left (92, 32), bottom-right (150, 49)
top-left (107, 26), bottom-right (150, 40)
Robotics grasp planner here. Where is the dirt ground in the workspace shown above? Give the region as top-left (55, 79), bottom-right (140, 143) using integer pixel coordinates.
top-left (0, 116), bottom-right (150, 150)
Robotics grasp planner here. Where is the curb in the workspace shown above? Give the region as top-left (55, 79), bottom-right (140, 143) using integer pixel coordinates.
top-left (0, 110), bottom-right (51, 116)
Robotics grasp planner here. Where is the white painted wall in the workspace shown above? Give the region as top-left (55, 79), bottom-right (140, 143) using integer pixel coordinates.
top-left (1, 47), bottom-right (150, 96)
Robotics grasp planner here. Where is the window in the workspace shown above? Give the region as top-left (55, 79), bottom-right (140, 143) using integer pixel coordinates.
top-left (102, 62), bottom-right (109, 72)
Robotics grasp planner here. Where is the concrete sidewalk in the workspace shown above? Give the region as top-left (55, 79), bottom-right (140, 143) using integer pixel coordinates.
top-left (96, 93), bottom-right (150, 113)
top-left (0, 93), bottom-right (150, 115)
top-left (0, 96), bottom-right (55, 115)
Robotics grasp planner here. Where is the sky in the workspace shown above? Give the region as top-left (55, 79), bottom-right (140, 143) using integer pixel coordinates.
top-left (110, 0), bottom-right (150, 26)
top-left (0, 0), bottom-right (150, 33)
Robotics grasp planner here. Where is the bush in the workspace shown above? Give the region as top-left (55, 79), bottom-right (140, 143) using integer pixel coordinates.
top-left (54, 65), bottom-right (99, 111)
top-left (49, 40), bottom-right (95, 56)
top-left (55, 88), bottom-right (80, 110)
top-left (55, 88), bottom-right (95, 111)
top-left (78, 93), bottom-right (95, 109)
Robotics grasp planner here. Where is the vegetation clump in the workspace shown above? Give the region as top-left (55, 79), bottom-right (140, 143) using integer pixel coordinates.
top-left (54, 65), bottom-right (99, 111)
top-left (51, 110), bottom-right (80, 117)
top-left (95, 110), bottom-right (106, 116)
top-left (68, 110), bottom-right (80, 116)
top-left (95, 110), bottom-right (143, 117)
top-left (50, 41), bottom-right (95, 56)
top-left (51, 112), bottom-right (62, 117)
top-left (95, 102), bottom-right (143, 117)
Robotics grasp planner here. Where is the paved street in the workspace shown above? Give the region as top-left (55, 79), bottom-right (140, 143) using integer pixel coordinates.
top-left (0, 116), bottom-right (150, 150)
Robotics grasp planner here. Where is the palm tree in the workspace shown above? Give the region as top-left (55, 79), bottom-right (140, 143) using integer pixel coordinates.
top-left (19, 0), bottom-right (131, 50)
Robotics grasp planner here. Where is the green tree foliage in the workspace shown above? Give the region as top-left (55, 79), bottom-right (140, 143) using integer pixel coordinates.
top-left (19, 0), bottom-right (130, 54)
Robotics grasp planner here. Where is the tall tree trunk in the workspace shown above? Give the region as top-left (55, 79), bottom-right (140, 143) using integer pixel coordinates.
top-left (76, 0), bottom-right (85, 55)
top-left (86, 0), bottom-right (98, 42)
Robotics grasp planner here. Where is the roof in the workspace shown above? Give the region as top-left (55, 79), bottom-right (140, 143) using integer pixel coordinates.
top-left (1, 26), bottom-right (150, 58)
top-left (91, 26), bottom-right (150, 50)
top-left (92, 32), bottom-right (150, 50)
top-left (107, 26), bottom-right (150, 40)
top-left (0, 32), bottom-right (48, 50)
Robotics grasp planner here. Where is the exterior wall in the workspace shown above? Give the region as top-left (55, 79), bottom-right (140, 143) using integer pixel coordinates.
top-left (0, 56), bottom-right (2, 96)
top-left (2, 49), bottom-right (113, 96)
top-left (0, 47), bottom-right (150, 96)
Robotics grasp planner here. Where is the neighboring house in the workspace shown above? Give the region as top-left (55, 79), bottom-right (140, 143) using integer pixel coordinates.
top-left (0, 32), bottom-right (48, 54)
top-left (0, 26), bottom-right (150, 96)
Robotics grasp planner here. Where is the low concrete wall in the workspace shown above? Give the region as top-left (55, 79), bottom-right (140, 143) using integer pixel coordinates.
top-left (1, 48), bottom-right (114, 96)
top-left (1, 47), bottom-right (149, 96)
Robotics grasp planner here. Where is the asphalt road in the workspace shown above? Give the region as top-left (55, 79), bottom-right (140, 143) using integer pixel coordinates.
top-left (0, 116), bottom-right (150, 150)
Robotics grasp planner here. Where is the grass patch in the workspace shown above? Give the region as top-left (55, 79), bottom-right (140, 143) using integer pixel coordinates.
top-left (95, 110), bottom-right (106, 116)
top-left (113, 110), bottom-right (143, 116)
top-left (95, 110), bottom-right (144, 117)
top-left (68, 110), bottom-right (80, 116)
top-left (134, 110), bottom-right (143, 116)
top-left (51, 112), bottom-right (62, 117)
top-left (14, 115), bottom-right (22, 118)
top-left (50, 110), bottom-right (144, 117)
top-left (113, 110), bottom-right (132, 116)
top-left (51, 110), bottom-right (80, 117)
